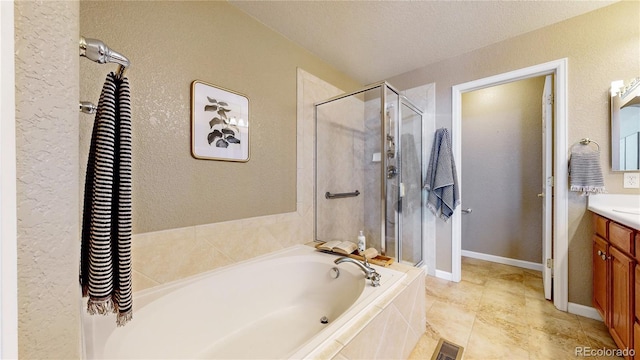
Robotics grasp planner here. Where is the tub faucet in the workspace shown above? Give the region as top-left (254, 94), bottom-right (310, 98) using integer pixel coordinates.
top-left (334, 256), bottom-right (381, 287)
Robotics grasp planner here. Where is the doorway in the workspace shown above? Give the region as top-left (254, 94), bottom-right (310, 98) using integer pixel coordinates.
top-left (460, 76), bottom-right (546, 271)
top-left (451, 59), bottom-right (569, 312)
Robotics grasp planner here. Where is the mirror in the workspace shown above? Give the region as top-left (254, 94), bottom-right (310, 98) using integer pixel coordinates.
top-left (611, 78), bottom-right (640, 171)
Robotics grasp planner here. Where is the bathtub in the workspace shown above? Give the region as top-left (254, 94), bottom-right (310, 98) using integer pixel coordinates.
top-left (82, 244), bottom-right (406, 359)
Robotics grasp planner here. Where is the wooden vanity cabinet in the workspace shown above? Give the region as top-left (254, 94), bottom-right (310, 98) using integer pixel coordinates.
top-left (592, 213), bottom-right (638, 359)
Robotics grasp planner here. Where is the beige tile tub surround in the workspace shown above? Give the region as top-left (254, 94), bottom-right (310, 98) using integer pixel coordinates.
top-left (132, 212), bottom-right (308, 291)
top-left (305, 265), bottom-right (426, 360)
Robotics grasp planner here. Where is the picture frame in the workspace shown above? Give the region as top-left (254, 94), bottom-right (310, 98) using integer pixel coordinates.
top-left (191, 80), bottom-right (250, 162)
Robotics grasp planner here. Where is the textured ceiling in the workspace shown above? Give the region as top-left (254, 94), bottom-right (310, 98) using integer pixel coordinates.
top-left (229, 0), bottom-right (618, 84)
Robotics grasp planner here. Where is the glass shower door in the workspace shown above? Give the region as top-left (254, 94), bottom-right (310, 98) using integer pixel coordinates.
top-left (385, 93), bottom-right (424, 266)
top-left (384, 89), bottom-right (399, 259)
top-left (399, 100), bottom-right (423, 266)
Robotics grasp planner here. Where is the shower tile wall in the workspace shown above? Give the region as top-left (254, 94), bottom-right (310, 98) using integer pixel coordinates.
top-left (316, 96), bottom-right (366, 243)
top-left (131, 69), bottom-right (344, 291)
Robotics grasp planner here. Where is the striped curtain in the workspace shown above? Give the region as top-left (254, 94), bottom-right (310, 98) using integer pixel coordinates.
top-left (81, 72), bottom-right (133, 326)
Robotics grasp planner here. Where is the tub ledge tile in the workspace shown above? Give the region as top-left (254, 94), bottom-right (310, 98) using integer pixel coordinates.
top-left (335, 305), bottom-right (384, 346)
top-left (305, 340), bottom-right (344, 360)
top-left (373, 282), bottom-right (407, 310)
top-left (331, 353), bottom-right (349, 360)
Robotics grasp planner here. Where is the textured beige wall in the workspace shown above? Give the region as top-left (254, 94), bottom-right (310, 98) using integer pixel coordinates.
top-left (461, 77), bottom-right (545, 263)
top-left (388, 1), bottom-right (640, 306)
top-left (79, 1), bottom-right (361, 234)
top-left (14, 1), bottom-right (82, 358)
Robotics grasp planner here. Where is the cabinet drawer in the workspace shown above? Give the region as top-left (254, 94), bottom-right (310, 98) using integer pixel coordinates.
top-left (610, 221), bottom-right (635, 257)
top-left (594, 213), bottom-right (608, 239)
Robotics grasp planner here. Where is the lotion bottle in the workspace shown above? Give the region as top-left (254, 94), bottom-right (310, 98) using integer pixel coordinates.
top-left (357, 230), bottom-right (366, 255)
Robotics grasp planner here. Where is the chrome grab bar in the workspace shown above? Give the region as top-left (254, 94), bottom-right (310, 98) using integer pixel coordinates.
top-left (325, 190), bottom-right (360, 199)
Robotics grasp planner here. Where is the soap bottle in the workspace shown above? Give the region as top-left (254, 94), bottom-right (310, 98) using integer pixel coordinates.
top-left (357, 230), bottom-right (366, 255)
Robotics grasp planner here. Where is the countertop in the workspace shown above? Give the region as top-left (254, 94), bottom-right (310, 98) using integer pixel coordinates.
top-left (588, 194), bottom-right (640, 230)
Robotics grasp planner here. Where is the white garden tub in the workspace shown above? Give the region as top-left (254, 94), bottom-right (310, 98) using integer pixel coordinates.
top-left (82, 244), bottom-right (406, 359)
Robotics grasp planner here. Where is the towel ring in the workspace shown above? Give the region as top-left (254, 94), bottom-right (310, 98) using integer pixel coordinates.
top-left (573, 138), bottom-right (600, 151)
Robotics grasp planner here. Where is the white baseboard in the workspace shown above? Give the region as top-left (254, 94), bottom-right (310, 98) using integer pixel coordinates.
top-left (568, 302), bottom-right (603, 321)
top-left (461, 250), bottom-right (544, 272)
top-left (435, 269), bottom-right (454, 281)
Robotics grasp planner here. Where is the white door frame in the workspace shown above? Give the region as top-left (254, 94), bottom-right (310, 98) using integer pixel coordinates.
top-left (451, 58), bottom-right (569, 312)
top-left (542, 75), bottom-right (553, 300)
top-left (1, 0), bottom-right (19, 357)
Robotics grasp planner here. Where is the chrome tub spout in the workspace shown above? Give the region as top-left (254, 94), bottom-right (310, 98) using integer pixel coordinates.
top-left (334, 257), bottom-right (381, 287)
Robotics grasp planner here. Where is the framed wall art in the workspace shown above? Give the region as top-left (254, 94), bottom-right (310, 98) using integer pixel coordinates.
top-left (191, 80), bottom-right (250, 162)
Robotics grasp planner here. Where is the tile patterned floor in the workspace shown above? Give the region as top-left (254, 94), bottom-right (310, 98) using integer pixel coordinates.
top-left (409, 257), bottom-right (621, 359)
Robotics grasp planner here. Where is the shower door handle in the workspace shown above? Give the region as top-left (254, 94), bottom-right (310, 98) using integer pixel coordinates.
top-left (387, 165), bottom-right (398, 179)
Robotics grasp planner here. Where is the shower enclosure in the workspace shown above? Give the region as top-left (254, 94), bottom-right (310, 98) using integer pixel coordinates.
top-left (315, 82), bottom-right (425, 266)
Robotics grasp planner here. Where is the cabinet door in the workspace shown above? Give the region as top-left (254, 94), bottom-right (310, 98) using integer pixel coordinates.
top-left (609, 245), bottom-right (635, 352)
top-left (593, 235), bottom-right (609, 324)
